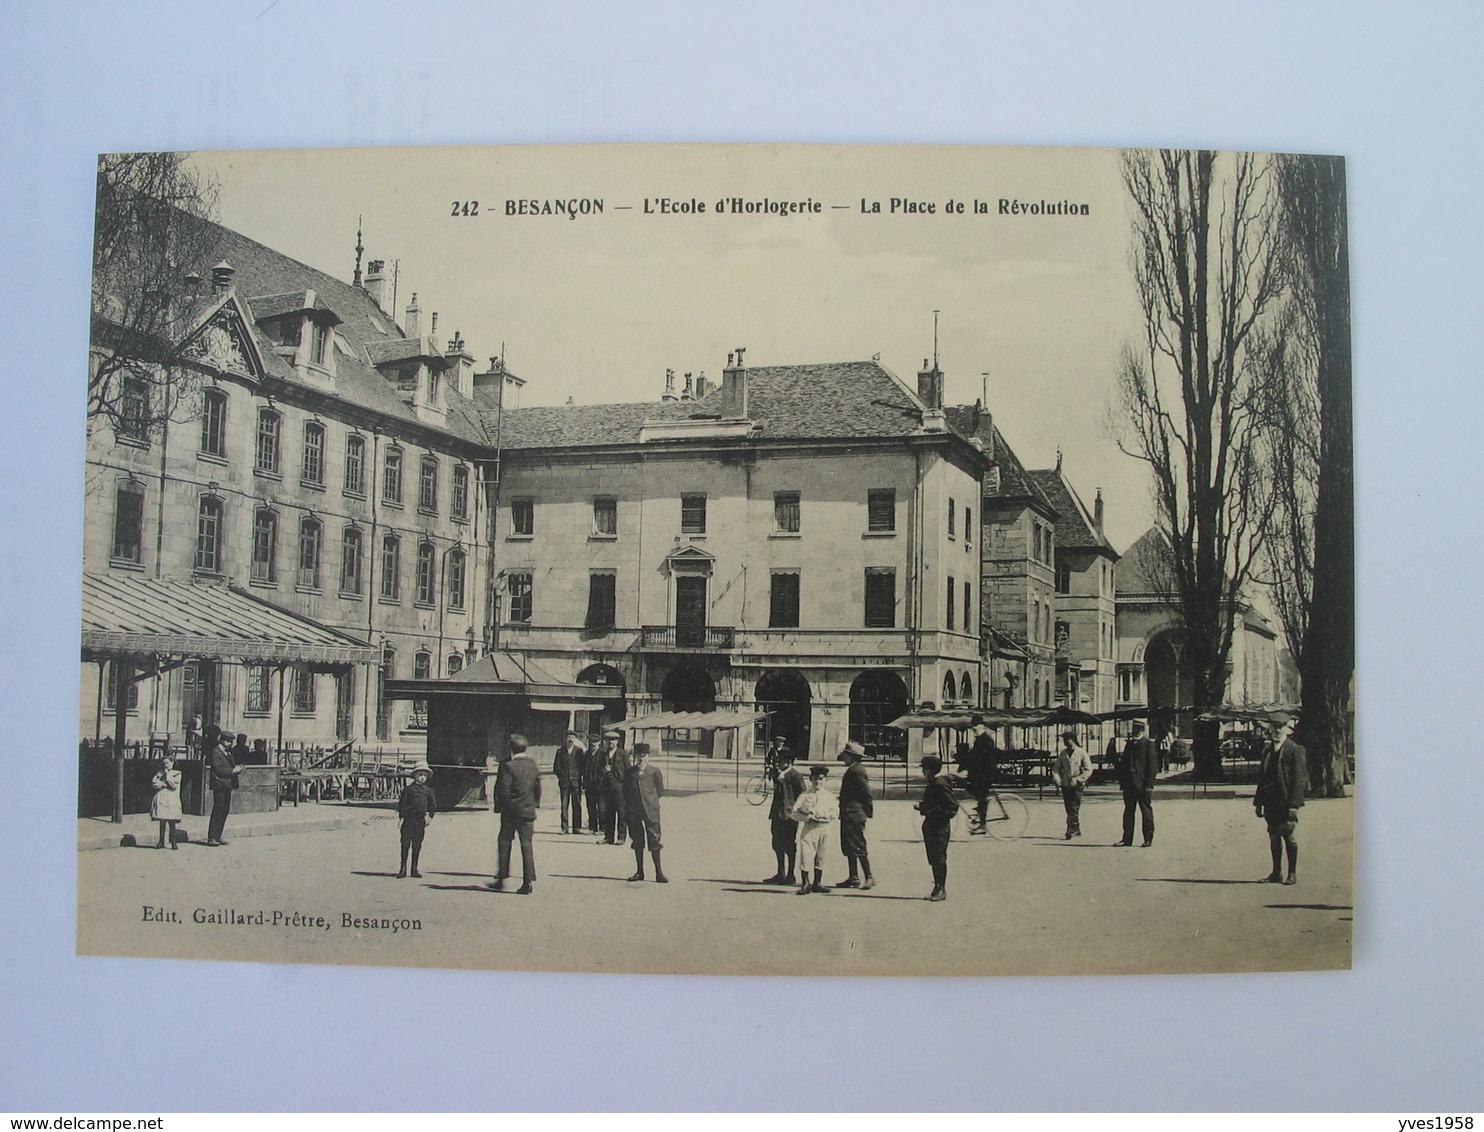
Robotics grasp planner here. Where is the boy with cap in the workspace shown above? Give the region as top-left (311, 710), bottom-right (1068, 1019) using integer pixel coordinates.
top-left (1255, 716), bottom-right (1307, 884)
top-left (396, 763), bottom-right (437, 878)
top-left (791, 765), bottom-right (838, 895)
top-left (763, 746), bottom-right (806, 884)
top-left (622, 743), bottom-right (667, 882)
top-left (916, 755), bottom-right (960, 901)
top-left (1051, 730), bottom-right (1093, 840)
top-left (836, 741), bottom-right (875, 889)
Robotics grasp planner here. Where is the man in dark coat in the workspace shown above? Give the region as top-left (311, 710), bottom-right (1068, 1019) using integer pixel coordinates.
top-left (204, 724), bottom-right (243, 846)
top-left (604, 735), bottom-right (633, 845)
top-left (966, 720), bottom-right (998, 834)
top-left (396, 763), bottom-right (437, 878)
top-left (916, 755), bottom-right (960, 902)
top-left (585, 729), bottom-right (617, 835)
top-left (622, 743), bottom-right (666, 883)
top-left (1256, 716), bottom-right (1308, 884)
top-left (763, 748), bottom-right (806, 884)
top-left (1116, 721), bottom-right (1159, 847)
top-left (552, 730), bottom-right (587, 834)
top-left (836, 741), bottom-right (875, 889)
top-left (493, 733), bottom-right (542, 894)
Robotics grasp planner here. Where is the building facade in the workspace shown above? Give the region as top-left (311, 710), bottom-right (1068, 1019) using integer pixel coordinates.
top-left (81, 222), bottom-right (508, 752)
top-left (483, 357), bottom-right (987, 761)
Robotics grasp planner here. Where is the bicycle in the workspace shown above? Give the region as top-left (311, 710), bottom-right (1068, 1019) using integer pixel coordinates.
top-left (966, 784), bottom-right (1030, 839)
top-left (743, 771), bottom-right (772, 806)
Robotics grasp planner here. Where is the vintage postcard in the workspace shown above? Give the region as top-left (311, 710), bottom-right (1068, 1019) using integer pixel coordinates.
top-left (77, 143), bottom-right (1354, 976)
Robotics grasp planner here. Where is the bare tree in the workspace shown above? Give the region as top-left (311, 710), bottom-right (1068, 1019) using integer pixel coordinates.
top-left (89, 152), bottom-right (221, 441)
top-left (1268, 153), bottom-right (1354, 797)
top-left (1115, 149), bottom-right (1286, 779)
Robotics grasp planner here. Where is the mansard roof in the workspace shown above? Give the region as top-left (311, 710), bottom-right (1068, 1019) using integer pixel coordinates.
top-left (490, 360), bottom-right (943, 450)
top-left (1026, 468), bottom-right (1117, 556)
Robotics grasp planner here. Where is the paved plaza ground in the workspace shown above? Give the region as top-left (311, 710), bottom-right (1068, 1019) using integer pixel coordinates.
top-left (76, 781), bottom-right (1354, 977)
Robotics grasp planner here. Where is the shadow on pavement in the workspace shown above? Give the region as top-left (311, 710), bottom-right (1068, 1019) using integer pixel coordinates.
top-left (1139, 877), bottom-right (1271, 885)
top-left (1264, 903), bottom-right (1353, 912)
top-left (548, 872), bottom-right (632, 883)
top-left (424, 882), bottom-right (499, 893)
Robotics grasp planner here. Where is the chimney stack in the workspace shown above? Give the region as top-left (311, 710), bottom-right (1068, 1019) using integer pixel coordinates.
top-left (916, 358), bottom-right (943, 410)
top-left (720, 346), bottom-right (750, 419)
top-left (405, 293), bottom-right (421, 338)
top-left (661, 368), bottom-right (677, 401)
top-left (365, 260), bottom-right (387, 311)
top-left (681, 372), bottom-right (694, 401)
top-left (1094, 489), bottom-right (1105, 534)
top-left (211, 260), bottom-right (235, 294)
top-left (695, 371), bottom-right (708, 399)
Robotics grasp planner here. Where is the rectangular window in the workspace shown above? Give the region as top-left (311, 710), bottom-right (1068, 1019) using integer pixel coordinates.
top-left (302, 422), bottom-right (324, 485)
top-left (963, 580), bottom-right (972, 631)
top-left (310, 320), bottom-right (330, 366)
top-left (194, 496), bottom-right (224, 574)
top-left (948, 497), bottom-right (956, 538)
top-left (447, 550), bottom-right (466, 610)
top-left (298, 519), bottom-right (322, 590)
top-left (867, 489), bottom-right (895, 532)
top-left (1056, 563), bottom-right (1071, 594)
top-left (965, 506), bottom-right (972, 547)
top-left (382, 449), bottom-right (403, 505)
top-left (419, 456), bottom-right (438, 513)
top-left (344, 435), bottom-right (365, 496)
top-left (451, 466), bottom-right (470, 521)
top-left (681, 493), bottom-right (707, 534)
top-left (769, 571), bottom-right (801, 629)
top-left (946, 575), bottom-right (956, 629)
top-left (111, 481), bottom-right (144, 563)
top-left (379, 535), bottom-right (400, 600)
top-left (292, 667), bottom-right (316, 715)
top-left (593, 496), bottom-right (617, 536)
top-left (864, 568), bottom-right (896, 628)
top-left (416, 542), bottom-right (436, 605)
top-left (200, 390), bottom-right (227, 457)
top-left (255, 410), bottom-right (281, 474)
top-left (103, 660), bottom-right (140, 711)
top-left (507, 571), bottom-right (533, 623)
top-left (585, 572), bottom-right (616, 629)
top-left (774, 492), bottom-right (800, 534)
top-left (245, 665), bottom-right (272, 714)
top-left (511, 498), bottom-right (534, 536)
top-left (251, 510), bottom-right (278, 584)
top-left (340, 527), bottom-right (363, 595)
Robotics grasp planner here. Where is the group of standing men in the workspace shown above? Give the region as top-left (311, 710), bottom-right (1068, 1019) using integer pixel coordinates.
top-left (552, 727), bottom-right (639, 846)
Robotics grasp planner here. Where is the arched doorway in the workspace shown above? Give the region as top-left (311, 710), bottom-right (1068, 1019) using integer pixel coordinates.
top-left (849, 670), bottom-right (909, 761)
top-left (754, 669), bottom-right (811, 758)
top-left (576, 663), bottom-right (627, 730)
top-left (660, 664), bottom-right (718, 757)
top-left (942, 672), bottom-right (957, 706)
top-left (1144, 629), bottom-right (1194, 739)
top-left (959, 671), bottom-right (973, 705)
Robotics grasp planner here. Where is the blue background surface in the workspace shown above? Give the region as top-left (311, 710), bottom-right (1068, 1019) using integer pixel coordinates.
top-left (1, 1), bottom-right (1480, 1112)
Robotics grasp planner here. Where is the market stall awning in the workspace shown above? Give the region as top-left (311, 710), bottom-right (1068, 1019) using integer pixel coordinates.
top-left (385, 652), bottom-right (625, 702)
top-left (80, 573), bottom-right (379, 665)
top-left (616, 709), bottom-right (769, 731)
top-left (887, 707), bottom-right (1088, 730)
top-left (1197, 704), bottom-right (1299, 724)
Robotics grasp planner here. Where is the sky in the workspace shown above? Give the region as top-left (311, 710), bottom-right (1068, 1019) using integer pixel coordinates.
top-left (192, 143), bottom-right (1158, 550)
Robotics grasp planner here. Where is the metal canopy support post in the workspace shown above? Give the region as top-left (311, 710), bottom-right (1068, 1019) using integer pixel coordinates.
top-left (112, 660), bottom-right (129, 823)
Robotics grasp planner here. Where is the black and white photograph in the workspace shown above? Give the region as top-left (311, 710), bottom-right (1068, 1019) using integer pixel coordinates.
top-left (76, 142), bottom-right (1355, 977)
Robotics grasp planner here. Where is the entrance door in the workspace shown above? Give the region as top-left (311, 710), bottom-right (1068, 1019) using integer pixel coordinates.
top-left (335, 670), bottom-right (354, 741)
top-left (182, 660), bottom-right (216, 730)
top-left (675, 575), bottom-right (708, 648)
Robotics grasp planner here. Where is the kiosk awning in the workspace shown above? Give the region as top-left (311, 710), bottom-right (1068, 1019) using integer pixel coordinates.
top-left (385, 652), bottom-right (625, 702)
top-left (80, 574), bottom-right (380, 665)
top-left (616, 709), bottom-right (769, 731)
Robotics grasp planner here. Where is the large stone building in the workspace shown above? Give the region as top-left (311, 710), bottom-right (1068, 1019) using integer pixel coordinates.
top-left (484, 356), bottom-right (988, 761)
top-left (81, 221), bottom-right (518, 752)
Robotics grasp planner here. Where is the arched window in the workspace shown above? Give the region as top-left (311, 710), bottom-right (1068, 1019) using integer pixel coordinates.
top-left (451, 465), bottom-right (470, 521)
top-left (415, 541), bottom-right (436, 605)
top-left (251, 508), bottom-right (278, 584)
top-left (382, 446), bottom-right (403, 505)
top-left (419, 455), bottom-right (439, 513)
top-left (255, 407), bottom-right (281, 474)
top-left (343, 433), bottom-right (365, 496)
top-left (848, 670), bottom-right (909, 760)
top-left (447, 548), bottom-right (466, 610)
top-left (340, 526), bottom-right (363, 595)
top-left (943, 672), bottom-right (957, 706)
top-left (380, 533), bottom-right (401, 600)
top-left (200, 388), bottom-right (228, 458)
top-left (298, 515), bottom-right (322, 590)
top-left (302, 420), bottom-right (325, 486)
top-left (194, 495), bottom-right (225, 574)
top-left (960, 672), bottom-right (973, 704)
top-left (446, 654), bottom-right (464, 676)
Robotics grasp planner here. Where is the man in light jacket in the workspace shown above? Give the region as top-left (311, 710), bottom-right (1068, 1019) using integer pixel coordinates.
top-left (1052, 730), bottom-right (1093, 840)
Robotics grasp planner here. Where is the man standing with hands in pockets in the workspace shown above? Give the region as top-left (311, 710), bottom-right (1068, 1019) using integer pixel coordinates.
top-left (1052, 730), bottom-right (1092, 840)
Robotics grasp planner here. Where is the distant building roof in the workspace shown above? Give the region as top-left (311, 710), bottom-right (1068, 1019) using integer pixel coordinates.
top-left (1116, 527), bottom-right (1171, 595)
top-left (491, 360), bottom-right (938, 450)
top-left (1026, 468), bottom-right (1117, 556)
top-left (943, 404), bottom-right (1056, 514)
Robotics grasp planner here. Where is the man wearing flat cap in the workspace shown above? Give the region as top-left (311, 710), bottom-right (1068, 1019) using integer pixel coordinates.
top-left (1255, 716), bottom-right (1307, 885)
top-left (622, 743), bottom-right (667, 883)
top-left (763, 746), bottom-right (806, 885)
top-left (1116, 720), bottom-right (1159, 847)
top-left (836, 741), bottom-right (875, 890)
top-left (585, 728), bottom-right (618, 837)
top-left (1051, 730), bottom-right (1092, 840)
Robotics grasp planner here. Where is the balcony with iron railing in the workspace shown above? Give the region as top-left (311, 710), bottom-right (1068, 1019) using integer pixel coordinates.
top-left (638, 624), bottom-right (736, 651)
